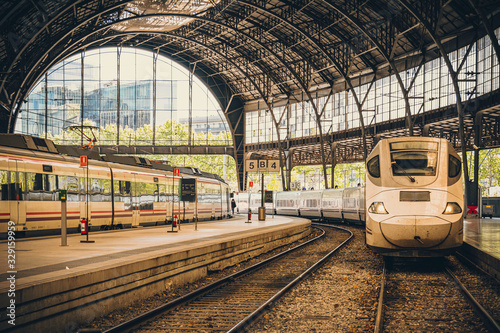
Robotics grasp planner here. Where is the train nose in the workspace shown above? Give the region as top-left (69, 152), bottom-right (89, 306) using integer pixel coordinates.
top-left (380, 216), bottom-right (452, 248)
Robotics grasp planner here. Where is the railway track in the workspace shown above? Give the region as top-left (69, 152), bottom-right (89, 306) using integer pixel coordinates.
top-left (374, 257), bottom-right (500, 333)
top-left (101, 223), bottom-right (352, 333)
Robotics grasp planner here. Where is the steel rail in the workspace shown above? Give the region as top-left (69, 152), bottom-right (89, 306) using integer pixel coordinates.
top-left (227, 223), bottom-right (354, 332)
top-left (445, 264), bottom-right (500, 333)
top-left (373, 261), bottom-right (387, 333)
top-left (102, 223), bottom-right (335, 333)
top-left (374, 258), bottom-right (499, 333)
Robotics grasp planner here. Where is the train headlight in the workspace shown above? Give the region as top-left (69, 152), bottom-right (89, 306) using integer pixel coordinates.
top-left (443, 202), bottom-right (462, 214)
top-left (368, 202), bottom-right (389, 214)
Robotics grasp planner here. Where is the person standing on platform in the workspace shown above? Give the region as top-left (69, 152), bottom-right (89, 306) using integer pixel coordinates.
top-left (231, 198), bottom-right (237, 215)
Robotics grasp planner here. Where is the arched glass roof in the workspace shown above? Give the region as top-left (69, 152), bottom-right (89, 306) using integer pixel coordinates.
top-left (16, 47), bottom-right (232, 146)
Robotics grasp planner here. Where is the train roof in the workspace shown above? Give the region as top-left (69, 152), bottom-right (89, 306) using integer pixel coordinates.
top-left (0, 134), bottom-right (226, 184)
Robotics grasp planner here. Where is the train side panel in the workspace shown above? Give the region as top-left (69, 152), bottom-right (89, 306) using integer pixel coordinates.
top-left (299, 191), bottom-right (322, 218)
top-left (342, 187), bottom-right (364, 223)
top-left (321, 189), bottom-right (343, 220)
top-left (275, 191), bottom-right (300, 216)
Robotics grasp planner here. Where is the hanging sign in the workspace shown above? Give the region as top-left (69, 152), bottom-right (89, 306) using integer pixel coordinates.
top-left (80, 156), bottom-right (87, 168)
top-left (245, 159), bottom-right (280, 173)
top-left (174, 168), bottom-right (180, 177)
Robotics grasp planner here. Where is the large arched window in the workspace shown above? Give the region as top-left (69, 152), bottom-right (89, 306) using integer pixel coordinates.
top-left (16, 47), bottom-right (231, 146)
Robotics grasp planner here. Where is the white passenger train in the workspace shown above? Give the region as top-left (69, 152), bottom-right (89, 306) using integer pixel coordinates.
top-left (235, 136), bottom-right (464, 257)
top-left (234, 187), bottom-right (365, 224)
top-left (0, 134), bottom-right (230, 237)
top-left (365, 136), bottom-right (463, 257)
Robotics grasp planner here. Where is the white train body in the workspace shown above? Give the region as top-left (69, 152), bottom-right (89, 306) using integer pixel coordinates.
top-left (365, 137), bottom-right (464, 257)
top-left (237, 187), bottom-right (365, 223)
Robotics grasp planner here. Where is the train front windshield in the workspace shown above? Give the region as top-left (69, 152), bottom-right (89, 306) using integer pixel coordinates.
top-left (390, 141), bottom-right (438, 176)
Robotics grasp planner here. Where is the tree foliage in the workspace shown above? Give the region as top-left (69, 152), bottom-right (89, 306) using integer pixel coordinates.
top-left (48, 120), bottom-right (238, 190)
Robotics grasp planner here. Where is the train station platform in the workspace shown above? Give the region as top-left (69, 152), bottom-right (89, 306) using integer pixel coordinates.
top-left (461, 217), bottom-right (500, 281)
top-left (0, 215), bottom-right (311, 333)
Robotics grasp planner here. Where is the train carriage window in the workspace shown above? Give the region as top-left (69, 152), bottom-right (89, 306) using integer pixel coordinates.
top-left (367, 156), bottom-right (380, 178)
top-left (119, 181), bottom-right (131, 195)
top-left (79, 177), bottom-right (87, 198)
top-left (139, 182), bottom-right (154, 210)
top-left (102, 179), bottom-right (112, 202)
top-left (90, 178), bottom-right (102, 202)
top-left (449, 155), bottom-right (461, 178)
top-left (159, 184), bottom-right (166, 202)
top-left (27, 173), bottom-right (46, 201)
top-left (67, 176), bottom-right (79, 201)
top-left (46, 174), bottom-right (58, 201)
top-left (34, 173), bottom-right (45, 191)
top-left (0, 170), bottom-right (8, 201)
top-left (0, 170), bottom-right (23, 201)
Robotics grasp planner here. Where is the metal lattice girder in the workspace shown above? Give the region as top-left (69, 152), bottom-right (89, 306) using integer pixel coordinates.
top-left (245, 89), bottom-right (500, 166)
top-left (1, 0), bottom-right (500, 190)
top-left (3, 0), bottom-right (498, 128)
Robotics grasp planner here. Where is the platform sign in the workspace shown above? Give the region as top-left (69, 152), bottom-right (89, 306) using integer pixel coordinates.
top-left (258, 160), bottom-right (267, 171)
top-left (246, 160), bottom-right (257, 172)
top-left (265, 190), bottom-right (273, 203)
top-left (80, 156), bottom-right (87, 168)
top-left (268, 160), bottom-right (279, 172)
top-left (181, 178), bottom-right (196, 202)
top-left (59, 190), bottom-right (67, 201)
top-left (246, 159), bottom-right (280, 172)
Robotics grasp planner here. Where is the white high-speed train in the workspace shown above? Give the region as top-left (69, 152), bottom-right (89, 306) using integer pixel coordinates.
top-left (235, 136), bottom-right (464, 257)
top-left (365, 136), bottom-right (463, 257)
top-left (234, 187), bottom-right (365, 224)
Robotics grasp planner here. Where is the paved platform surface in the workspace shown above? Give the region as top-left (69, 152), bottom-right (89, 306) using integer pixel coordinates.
top-left (2, 215), bottom-right (497, 281)
top-left (464, 217), bottom-right (500, 260)
top-left (0, 214), bottom-right (311, 333)
top-left (0, 214), bottom-right (301, 281)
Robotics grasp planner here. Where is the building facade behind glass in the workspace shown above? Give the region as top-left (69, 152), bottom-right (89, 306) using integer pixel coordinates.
top-left (16, 47), bottom-right (229, 146)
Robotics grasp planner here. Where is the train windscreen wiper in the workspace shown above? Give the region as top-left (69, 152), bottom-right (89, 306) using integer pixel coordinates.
top-left (392, 161), bottom-right (415, 182)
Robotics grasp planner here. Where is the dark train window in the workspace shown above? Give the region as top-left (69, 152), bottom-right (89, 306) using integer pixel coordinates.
top-left (33, 173), bottom-right (44, 191)
top-left (449, 155), bottom-right (461, 178)
top-left (0, 170), bottom-right (8, 200)
top-left (102, 179), bottom-right (112, 202)
top-left (0, 170), bottom-right (24, 201)
top-left (367, 155), bottom-right (380, 178)
top-left (27, 172), bottom-right (52, 200)
top-left (120, 181), bottom-right (131, 195)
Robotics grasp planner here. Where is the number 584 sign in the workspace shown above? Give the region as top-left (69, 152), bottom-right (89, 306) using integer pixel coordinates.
top-left (246, 159), bottom-right (280, 172)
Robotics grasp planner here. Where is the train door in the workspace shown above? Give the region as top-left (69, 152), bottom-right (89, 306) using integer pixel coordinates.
top-left (7, 159), bottom-right (26, 230)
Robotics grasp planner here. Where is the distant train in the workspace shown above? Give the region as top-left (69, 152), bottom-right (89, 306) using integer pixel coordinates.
top-left (233, 187), bottom-right (364, 224)
top-left (235, 136), bottom-right (464, 257)
top-left (0, 134), bottom-right (230, 237)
